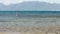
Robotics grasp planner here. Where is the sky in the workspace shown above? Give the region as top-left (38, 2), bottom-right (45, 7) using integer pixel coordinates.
top-left (0, 0), bottom-right (60, 5)
top-left (0, 0), bottom-right (23, 5)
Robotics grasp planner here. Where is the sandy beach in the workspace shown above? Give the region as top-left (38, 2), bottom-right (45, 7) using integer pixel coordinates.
top-left (0, 26), bottom-right (59, 34)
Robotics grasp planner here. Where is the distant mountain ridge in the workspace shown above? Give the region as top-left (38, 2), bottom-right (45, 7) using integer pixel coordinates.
top-left (0, 1), bottom-right (60, 11)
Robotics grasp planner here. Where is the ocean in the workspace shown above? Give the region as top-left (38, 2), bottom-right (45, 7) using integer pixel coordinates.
top-left (0, 11), bottom-right (60, 15)
top-left (0, 11), bottom-right (60, 27)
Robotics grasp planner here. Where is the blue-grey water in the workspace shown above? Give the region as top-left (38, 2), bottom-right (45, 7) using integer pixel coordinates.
top-left (0, 11), bottom-right (60, 27)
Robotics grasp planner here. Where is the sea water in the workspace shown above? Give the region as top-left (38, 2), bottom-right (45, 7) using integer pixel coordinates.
top-left (0, 11), bottom-right (60, 27)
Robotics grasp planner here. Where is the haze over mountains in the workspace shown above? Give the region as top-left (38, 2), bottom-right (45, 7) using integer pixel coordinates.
top-left (0, 1), bottom-right (60, 11)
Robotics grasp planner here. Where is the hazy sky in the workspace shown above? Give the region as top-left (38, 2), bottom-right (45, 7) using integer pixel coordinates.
top-left (0, 0), bottom-right (23, 5)
top-left (0, 0), bottom-right (60, 5)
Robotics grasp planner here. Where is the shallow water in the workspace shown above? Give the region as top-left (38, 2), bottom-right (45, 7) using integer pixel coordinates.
top-left (0, 15), bottom-right (59, 27)
top-left (0, 11), bottom-right (60, 27)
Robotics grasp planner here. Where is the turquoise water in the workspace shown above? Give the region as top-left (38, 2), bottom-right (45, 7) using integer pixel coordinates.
top-left (0, 11), bottom-right (60, 27)
top-left (0, 11), bottom-right (60, 15)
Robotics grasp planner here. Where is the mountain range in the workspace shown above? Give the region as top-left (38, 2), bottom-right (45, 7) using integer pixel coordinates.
top-left (0, 1), bottom-right (60, 11)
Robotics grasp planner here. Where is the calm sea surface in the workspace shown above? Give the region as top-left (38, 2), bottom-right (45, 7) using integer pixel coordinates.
top-left (0, 11), bottom-right (60, 27)
top-left (0, 11), bottom-right (60, 15)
